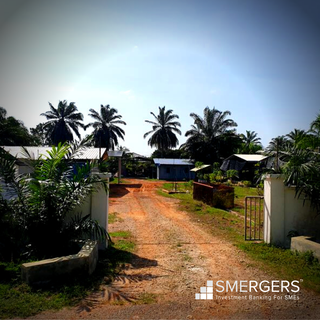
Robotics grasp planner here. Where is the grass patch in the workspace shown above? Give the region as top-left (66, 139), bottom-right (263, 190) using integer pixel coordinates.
top-left (108, 212), bottom-right (123, 224)
top-left (158, 183), bottom-right (320, 294)
top-left (110, 230), bottom-right (132, 239)
top-left (109, 179), bottom-right (131, 184)
top-left (238, 242), bottom-right (320, 292)
top-left (134, 292), bottom-right (157, 304)
top-left (0, 234), bottom-right (135, 319)
top-left (162, 182), bottom-right (193, 193)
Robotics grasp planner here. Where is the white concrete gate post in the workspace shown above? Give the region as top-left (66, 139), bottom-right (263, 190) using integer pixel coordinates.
top-left (264, 174), bottom-right (286, 246)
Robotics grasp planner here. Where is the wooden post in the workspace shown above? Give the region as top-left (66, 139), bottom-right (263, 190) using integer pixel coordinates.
top-left (118, 157), bottom-right (121, 184)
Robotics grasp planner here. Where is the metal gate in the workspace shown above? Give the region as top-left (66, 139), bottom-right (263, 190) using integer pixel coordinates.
top-left (244, 196), bottom-right (264, 241)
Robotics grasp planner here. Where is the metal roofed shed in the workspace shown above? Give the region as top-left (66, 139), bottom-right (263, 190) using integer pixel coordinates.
top-left (220, 154), bottom-right (270, 182)
top-left (153, 158), bottom-right (195, 180)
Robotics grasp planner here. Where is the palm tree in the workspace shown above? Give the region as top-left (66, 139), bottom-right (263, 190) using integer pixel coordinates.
top-left (87, 104), bottom-right (126, 150)
top-left (143, 106), bottom-right (181, 151)
top-left (265, 136), bottom-right (288, 172)
top-left (181, 107), bottom-right (238, 163)
top-left (239, 130), bottom-right (262, 154)
top-left (40, 100), bottom-right (85, 145)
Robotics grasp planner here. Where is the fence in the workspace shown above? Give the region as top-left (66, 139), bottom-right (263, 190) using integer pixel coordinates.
top-left (245, 196), bottom-right (264, 241)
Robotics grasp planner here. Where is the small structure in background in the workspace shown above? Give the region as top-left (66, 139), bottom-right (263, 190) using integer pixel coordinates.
top-left (153, 158), bottom-right (195, 180)
top-left (220, 154), bottom-right (270, 181)
top-left (106, 150), bottom-right (124, 184)
top-left (190, 164), bottom-right (212, 182)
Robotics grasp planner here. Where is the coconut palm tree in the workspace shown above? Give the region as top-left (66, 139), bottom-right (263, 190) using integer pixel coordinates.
top-left (87, 104), bottom-right (126, 150)
top-left (181, 107), bottom-right (238, 163)
top-left (239, 130), bottom-right (262, 154)
top-left (265, 136), bottom-right (289, 172)
top-left (40, 100), bottom-right (85, 145)
top-left (143, 106), bottom-right (181, 151)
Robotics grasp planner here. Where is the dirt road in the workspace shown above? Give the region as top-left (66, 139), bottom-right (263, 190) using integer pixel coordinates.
top-left (34, 179), bottom-right (320, 319)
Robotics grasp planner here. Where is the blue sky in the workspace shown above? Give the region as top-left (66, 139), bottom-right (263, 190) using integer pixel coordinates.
top-left (1, 0), bottom-right (320, 156)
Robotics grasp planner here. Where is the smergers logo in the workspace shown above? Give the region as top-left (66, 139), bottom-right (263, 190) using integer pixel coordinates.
top-left (195, 280), bottom-right (301, 300)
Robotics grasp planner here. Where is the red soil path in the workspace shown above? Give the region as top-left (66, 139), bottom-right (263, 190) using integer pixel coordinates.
top-left (31, 179), bottom-right (320, 320)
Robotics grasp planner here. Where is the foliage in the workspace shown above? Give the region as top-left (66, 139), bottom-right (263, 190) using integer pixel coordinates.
top-left (181, 107), bottom-right (239, 163)
top-left (144, 106), bottom-right (181, 151)
top-left (40, 100), bottom-right (85, 145)
top-left (151, 148), bottom-right (186, 159)
top-left (242, 180), bottom-right (251, 187)
top-left (238, 130), bottom-right (262, 154)
top-left (226, 169), bottom-right (238, 180)
top-left (30, 123), bottom-right (53, 146)
top-left (0, 143), bottom-right (108, 261)
top-left (87, 104), bottom-right (126, 150)
top-left (0, 107), bottom-right (35, 146)
top-left (265, 135), bottom-right (288, 173)
top-left (262, 114), bottom-right (320, 213)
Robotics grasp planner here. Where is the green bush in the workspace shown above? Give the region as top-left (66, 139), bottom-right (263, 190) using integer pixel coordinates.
top-left (0, 144), bottom-right (109, 261)
top-left (242, 180), bottom-right (251, 187)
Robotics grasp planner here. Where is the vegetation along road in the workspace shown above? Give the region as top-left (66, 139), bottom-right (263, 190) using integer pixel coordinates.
top-left (31, 179), bottom-right (320, 320)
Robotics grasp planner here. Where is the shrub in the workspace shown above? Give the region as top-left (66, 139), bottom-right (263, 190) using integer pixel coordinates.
top-left (0, 144), bottom-right (109, 261)
top-left (242, 180), bottom-right (251, 188)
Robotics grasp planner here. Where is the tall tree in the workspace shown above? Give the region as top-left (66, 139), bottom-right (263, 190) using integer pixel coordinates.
top-left (239, 130), bottom-right (262, 154)
top-left (181, 107), bottom-right (238, 163)
top-left (40, 100), bottom-right (85, 146)
top-left (265, 135), bottom-right (288, 172)
top-left (143, 106), bottom-right (181, 151)
top-left (0, 107), bottom-right (35, 146)
top-left (30, 123), bottom-right (52, 146)
top-left (87, 104), bottom-right (126, 150)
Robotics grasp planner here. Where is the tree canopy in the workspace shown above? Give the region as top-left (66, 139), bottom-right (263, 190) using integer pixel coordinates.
top-left (181, 107), bottom-right (239, 163)
top-left (0, 107), bottom-right (35, 146)
top-left (87, 104), bottom-right (126, 150)
top-left (40, 100), bottom-right (85, 146)
top-left (144, 106), bottom-right (181, 151)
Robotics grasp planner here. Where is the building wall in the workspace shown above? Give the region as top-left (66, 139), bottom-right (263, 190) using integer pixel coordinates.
top-left (158, 165), bottom-right (195, 180)
top-left (264, 174), bottom-right (320, 248)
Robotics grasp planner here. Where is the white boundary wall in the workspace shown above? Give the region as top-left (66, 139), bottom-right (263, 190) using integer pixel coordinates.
top-left (69, 172), bottom-right (111, 249)
top-left (264, 174), bottom-right (320, 248)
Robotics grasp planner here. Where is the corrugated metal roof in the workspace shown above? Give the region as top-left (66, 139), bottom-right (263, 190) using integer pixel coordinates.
top-left (190, 164), bottom-right (211, 172)
top-left (231, 154), bottom-right (268, 162)
top-left (3, 146), bottom-right (52, 159)
top-left (2, 146), bottom-right (106, 160)
top-left (153, 158), bottom-right (194, 166)
top-left (107, 150), bottom-right (124, 157)
top-left (73, 148), bottom-right (106, 159)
